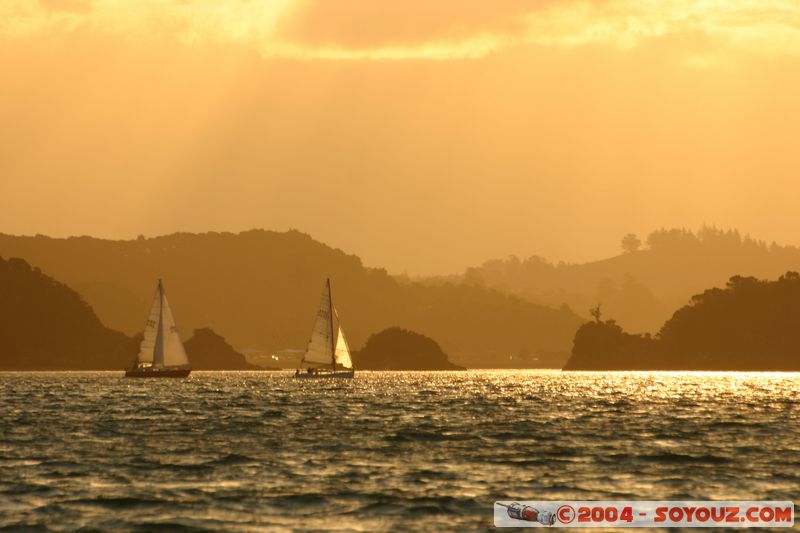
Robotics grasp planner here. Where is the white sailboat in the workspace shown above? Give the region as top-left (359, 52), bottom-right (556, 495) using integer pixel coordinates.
top-left (295, 279), bottom-right (355, 379)
top-left (125, 279), bottom-right (191, 378)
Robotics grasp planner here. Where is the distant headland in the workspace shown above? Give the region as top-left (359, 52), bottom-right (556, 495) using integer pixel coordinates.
top-left (0, 256), bottom-right (137, 370)
top-left (564, 272), bottom-right (800, 371)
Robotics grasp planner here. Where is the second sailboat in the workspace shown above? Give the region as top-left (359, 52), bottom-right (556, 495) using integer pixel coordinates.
top-left (125, 279), bottom-right (191, 378)
top-left (295, 279), bottom-right (355, 379)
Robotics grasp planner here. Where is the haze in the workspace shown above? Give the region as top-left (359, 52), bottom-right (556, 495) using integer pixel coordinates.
top-left (2, 0), bottom-right (799, 274)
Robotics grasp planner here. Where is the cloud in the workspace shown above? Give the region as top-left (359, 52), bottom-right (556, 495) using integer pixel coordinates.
top-left (38, 0), bottom-right (91, 12)
top-left (2, 0), bottom-right (800, 61)
top-left (275, 0), bottom-right (539, 49)
top-left (522, 1), bottom-right (800, 53)
top-left (0, 0), bottom-right (292, 43)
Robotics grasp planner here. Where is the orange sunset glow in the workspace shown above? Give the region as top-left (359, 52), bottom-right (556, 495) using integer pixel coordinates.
top-left (2, 4), bottom-right (800, 532)
top-left (2, 0), bottom-right (800, 273)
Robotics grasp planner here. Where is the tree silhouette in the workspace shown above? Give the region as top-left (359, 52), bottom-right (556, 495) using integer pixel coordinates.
top-left (621, 233), bottom-right (642, 253)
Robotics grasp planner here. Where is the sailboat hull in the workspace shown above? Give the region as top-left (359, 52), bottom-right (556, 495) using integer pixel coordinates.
top-left (295, 370), bottom-right (354, 379)
top-left (124, 367), bottom-right (191, 378)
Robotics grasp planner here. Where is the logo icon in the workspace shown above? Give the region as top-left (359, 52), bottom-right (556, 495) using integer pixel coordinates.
top-left (557, 505), bottom-right (576, 524)
top-left (497, 502), bottom-right (556, 525)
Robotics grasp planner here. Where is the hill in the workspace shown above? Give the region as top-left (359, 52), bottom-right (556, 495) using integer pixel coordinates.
top-left (0, 230), bottom-right (582, 368)
top-left (564, 272), bottom-right (800, 370)
top-left (353, 327), bottom-right (465, 370)
top-left (0, 256), bottom-right (284, 370)
top-left (0, 257), bottom-right (137, 370)
top-left (441, 227), bottom-right (800, 334)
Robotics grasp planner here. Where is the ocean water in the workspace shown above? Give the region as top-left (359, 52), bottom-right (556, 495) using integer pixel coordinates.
top-left (0, 371), bottom-right (798, 532)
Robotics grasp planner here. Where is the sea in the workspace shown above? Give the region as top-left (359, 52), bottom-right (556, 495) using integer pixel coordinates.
top-left (0, 371), bottom-right (798, 532)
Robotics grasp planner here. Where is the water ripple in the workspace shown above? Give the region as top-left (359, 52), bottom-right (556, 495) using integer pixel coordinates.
top-left (0, 370), bottom-right (798, 531)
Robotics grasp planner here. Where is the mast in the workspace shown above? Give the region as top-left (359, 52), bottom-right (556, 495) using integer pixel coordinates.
top-left (153, 279), bottom-right (165, 367)
top-left (328, 278), bottom-right (335, 371)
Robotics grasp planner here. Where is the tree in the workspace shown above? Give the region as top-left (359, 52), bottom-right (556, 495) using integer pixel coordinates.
top-left (590, 304), bottom-right (602, 323)
top-left (621, 233), bottom-right (642, 253)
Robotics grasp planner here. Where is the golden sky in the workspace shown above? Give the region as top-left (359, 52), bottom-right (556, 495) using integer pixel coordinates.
top-left (2, 0), bottom-right (800, 274)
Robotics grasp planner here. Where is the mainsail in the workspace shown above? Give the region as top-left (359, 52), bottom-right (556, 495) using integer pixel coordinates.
top-left (301, 279), bottom-right (353, 370)
top-left (136, 280), bottom-right (189, 368)
top-left (302, 280), bottom-right (335, 366)
top-left (137, 285), bottom-right (163, 365)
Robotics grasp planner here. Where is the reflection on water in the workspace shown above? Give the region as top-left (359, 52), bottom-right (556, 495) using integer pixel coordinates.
top-left (0, 371), bottom-right (798, 531)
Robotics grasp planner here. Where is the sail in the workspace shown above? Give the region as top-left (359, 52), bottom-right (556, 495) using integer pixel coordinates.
top-left (334, 325), bottom-right (353, 369)
top-left (157, 289), bottom-right (189, 367)
top-left (136, 281), bottom-right (189, 368)
top-left (136, 286), bottom-right (162, 364)
top-left (302, 281), bottom-right (334, 366)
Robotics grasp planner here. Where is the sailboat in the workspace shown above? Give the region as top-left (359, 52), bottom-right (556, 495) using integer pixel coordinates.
top-left (295, 278), bottom-right (355, 379)
top-left (125, 279), bottom-right (191, 378)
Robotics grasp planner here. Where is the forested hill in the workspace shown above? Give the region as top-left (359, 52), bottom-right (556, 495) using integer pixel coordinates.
top-left (443, 227), bottom-right (800, 334)
top-left (0, 257), bottom-right (136, 369)
top-left (564, 272), bottom-right (800, 370)
top-left (0, 230), bottom-right (583, 367)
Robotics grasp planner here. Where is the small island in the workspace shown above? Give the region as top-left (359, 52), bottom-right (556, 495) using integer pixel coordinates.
top-left (353, 327), bottom-right (466, 370)
top-left (564, 272), bottom-right (800, 371)
top-left (184, 328), bottom-right (274, 370)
